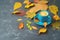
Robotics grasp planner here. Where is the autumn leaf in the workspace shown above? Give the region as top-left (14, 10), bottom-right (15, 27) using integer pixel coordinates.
top-left (14, 2), bottom-right (22, 10)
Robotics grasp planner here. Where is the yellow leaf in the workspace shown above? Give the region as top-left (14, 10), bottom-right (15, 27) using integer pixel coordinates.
top-left (14, 2), bottom-right (22, 10)
top-left (23, 0), bottom-right (29, 4)
top-left (12, 10), bottom-right (19, 15)
top-left (49, 5), bottom-right (58, 15)
top-left (26, 12), bottom-right (36, 19)
top-left (53, 15), bottom-right (60, 20)
top-left (52, 21), bottom-right (60, 30)
top-left (32, 26), bottom-right (38, 30)
top-left (38, 28), bottom-right (47, 34)
top-left (16, 18), bottom-right (22, 22)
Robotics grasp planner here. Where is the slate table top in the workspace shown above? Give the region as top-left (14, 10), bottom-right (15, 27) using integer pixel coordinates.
top-left (0, 0), bottom-right (60, 40)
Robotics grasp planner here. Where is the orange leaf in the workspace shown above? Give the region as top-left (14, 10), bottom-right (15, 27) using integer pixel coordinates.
top-left (18, 22), bottom-right (24, 29)
top-left (32, 26), bottom-right (38, 30)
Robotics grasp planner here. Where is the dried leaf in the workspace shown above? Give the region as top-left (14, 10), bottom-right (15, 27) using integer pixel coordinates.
top-left (23, 0), bottom-right (30, 4)
top-left (14, 2), bottom-right (22, 10)
top-left (26, 12), bottom-right (36, 19)
top-left (32, 26), bottom-right (38, 30)
top-left (52, 21), bottom-right (60, 30)
top-left (38, 28), bottom-right (47, 34)
top-left (29, 27), bottom-right (33, 30)
top-left (49, 5), bottom-right (58, 15)
top-left (18, 22), bottom-right (24, 29)
top-left (53, 15), bottom-right (60, 20)
top-left (16, 18), bottom-right (22, 22)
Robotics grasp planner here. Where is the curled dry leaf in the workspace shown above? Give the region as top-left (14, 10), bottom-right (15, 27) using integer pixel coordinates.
top-left (53, 15), bottom-right (60, 20)
top-left (16, 18), bottom-right (22, 22)
top-left (32, 26), bottom-right (38, 30)
top-left (18, 22), bottom-right (24, 29)
top-left (38, 28), bottom-right (47, 34)
top-left (52, 21), bottom-right (60, 30)
top-left (14, 2), bottom-right (22, 10)
top-left (49, 5), bottom-right (58, 15)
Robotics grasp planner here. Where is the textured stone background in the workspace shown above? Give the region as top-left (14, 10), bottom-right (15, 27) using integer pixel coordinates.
top-left (0, 0), bottom-right (60, 40)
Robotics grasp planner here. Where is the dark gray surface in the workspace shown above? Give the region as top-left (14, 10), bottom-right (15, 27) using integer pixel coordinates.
top-left (0, 0), bottom-right (60, 40)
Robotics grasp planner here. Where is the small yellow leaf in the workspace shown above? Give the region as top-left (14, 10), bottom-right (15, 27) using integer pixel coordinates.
top-left (52, 21), bottom-right (60, 30)
top-left (12, 10), bottom-right (19, 14)
top-left (53, 15), bottom-right (60, 20)
top-left (32, 26), bottom-right (38, 30)
top-left (16, 18), bottom-right (22, 22)
top-left (38, 28), bottom-right (47, 34)
top-left (14, 2), bottom-right (22, 10)
top-left (29, 27), bottom-right (33, 30)
top-left (26, 12), bottom-right (36, 19)
top-left (49, 5), bottom-right (58, 15)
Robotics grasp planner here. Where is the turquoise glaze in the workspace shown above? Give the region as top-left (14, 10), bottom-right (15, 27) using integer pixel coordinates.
top-left (34, 11), bottom-right (52, 26)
